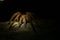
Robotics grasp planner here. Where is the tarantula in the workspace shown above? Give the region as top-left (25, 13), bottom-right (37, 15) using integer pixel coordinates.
top-left (8, 11), bottom-right (36, 32)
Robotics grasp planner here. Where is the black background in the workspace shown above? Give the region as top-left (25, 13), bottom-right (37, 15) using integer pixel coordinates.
top-left (0, 0), bottom-right (56, 21)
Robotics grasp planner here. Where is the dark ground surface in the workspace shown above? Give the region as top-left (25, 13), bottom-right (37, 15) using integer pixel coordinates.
top-left (0, 32), bottom-right (56, 40)
top-left (0, 19), bottom-right (56, 40)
